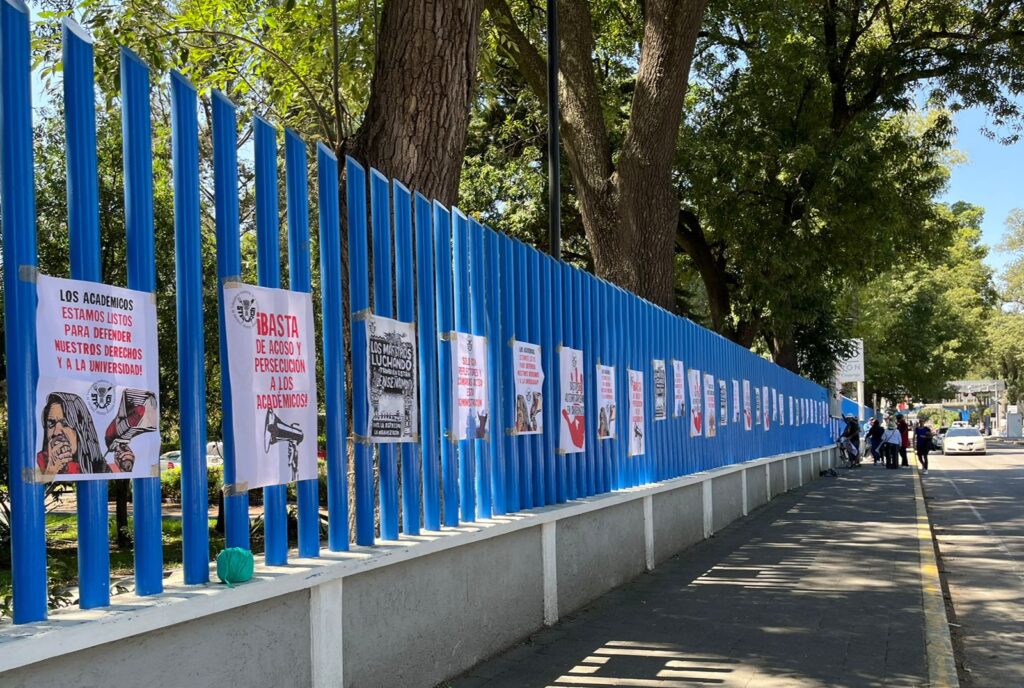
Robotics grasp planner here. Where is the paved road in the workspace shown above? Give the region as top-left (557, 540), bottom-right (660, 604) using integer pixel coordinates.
top-left (451, 465), bottom-right (929, 688)
top-left (925, 440), bottom-right (1024, 687)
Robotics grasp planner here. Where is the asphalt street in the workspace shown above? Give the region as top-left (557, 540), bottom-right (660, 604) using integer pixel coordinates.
top-left (924, 440), bottom-right (1024, 687)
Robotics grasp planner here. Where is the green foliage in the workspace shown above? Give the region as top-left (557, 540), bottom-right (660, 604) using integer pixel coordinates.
top-left (854, 202), bottom-right (995, 401)
top-left (980, 311), bottom-right (1024, 405)
top-left (160, 466), bottom-right (223, 504)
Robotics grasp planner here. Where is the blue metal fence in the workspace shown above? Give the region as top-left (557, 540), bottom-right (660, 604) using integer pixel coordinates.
top-left (1, 10), bottom-right (835, 624)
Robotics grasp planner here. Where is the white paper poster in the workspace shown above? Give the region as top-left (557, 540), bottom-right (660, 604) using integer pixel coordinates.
top-left (628, 369), bottom-right (645, 456)
top-left (597, 364), bottom-right (617, 440)
top-left (452, 332), bottom-right (490, 440)
top-left (225, 282), bottom-right (317, 490)
top-left (771, 389), bottom-right (777, 421)
top-left (652, 359), bottom-right (667, 421)
top-left (789, 396), bottom-right (794, 425)
top-left (703, 373), bottom-right (717, 438)
top-left (688, 369), bottom-right (703, 437)
top-left (512, 340), bottom-right (544, 435)
top-left (559, 347), bottom-right (585, 454)
top-left (760, 386), bottom-right (769, 431)
top-left (743, 380), bottom-right (752, 431)
top-left (732, 380), bottom-right (740, 423)
top-left (34, 274), bottom-right (160, 481)
top-left (778, 393), bottom-right (785, 426)
top-left (755, 387), bottom-right (761, 429)
top-left (673, 360), bottom-right (685, 417)
top-left (367, 314), bottom-right (419, 442)
top-left (718, 379), bottom-right (728, 427)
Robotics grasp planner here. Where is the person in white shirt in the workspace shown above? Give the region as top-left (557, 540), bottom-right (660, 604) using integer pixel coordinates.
top-left (881, 421), bottom-right (902, 469)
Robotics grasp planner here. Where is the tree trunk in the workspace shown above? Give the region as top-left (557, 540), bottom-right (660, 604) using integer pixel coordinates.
top-left (114, 481), bottom-right (130, 549)
top-left (350, 0), bottom-right (485, 206)
top-left (771, 334), bottom-right (800, 373)
top-left (489, 0), bottom-right (708, 310)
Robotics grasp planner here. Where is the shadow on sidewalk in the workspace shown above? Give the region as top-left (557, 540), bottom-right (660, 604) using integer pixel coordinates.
top-left (449, 466), bottom-right (928, 688)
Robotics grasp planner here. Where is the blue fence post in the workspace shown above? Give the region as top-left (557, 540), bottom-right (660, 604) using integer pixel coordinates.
top-left (393, 180), bottom-right (421, 535)
top-left (253, 116), bottom-right (287, 564)
top-left (210, 89), bottom-right (250, 553)
top-left (451, 209), bottom-right (475, 521)
top-left (468, 220), bottom-right (491, 519)
top-left (540, 255), bottom-right (557, 503)
top-left (170, 71), bottom-right (210, 583)
top-left (414, 193), bottom-right (440, 531)
top-left (345, 157), bottom-right (375, 545)
top-left (484, 228), bottom-right (506, 516)
top-left (514, 241), bottom-right (534, 508)
top-left (284, 129), bottom-right (320, 558)
top-left (552, 260), bottom-right (567, 502)
top-left (63, 18), bottom-right (110, 609)
top-left (1, 0), bottom-right (47, 623)
top-left (317, 144), bottom-right (349, 551)
top-left (582, 273), bottom-right (597, 496)
top-left (121, 47), bottom-right (164, 595)
top-left (432, 201), bottom-right (459, 526)
top-left (370, 169), bottom-right (399, 540)
top-left (527, 249), bottom-right (546, 504)
top-left (499, 235), bottom-right (520, 512)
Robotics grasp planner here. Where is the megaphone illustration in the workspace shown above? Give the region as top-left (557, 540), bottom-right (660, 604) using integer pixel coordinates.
top-left (104, 388), bottom-right (159, 471)
top-left (264, 408), bottom-right (305, 482)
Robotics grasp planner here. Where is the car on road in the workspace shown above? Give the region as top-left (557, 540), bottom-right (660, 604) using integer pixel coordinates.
top-left (941, 427), bottom-right (987, 455)
top-left (159, 450), bottom-right (181, 471)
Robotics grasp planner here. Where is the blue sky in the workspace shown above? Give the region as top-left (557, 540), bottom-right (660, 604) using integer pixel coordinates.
top-left (941, 106), bottom-right (1024, 274)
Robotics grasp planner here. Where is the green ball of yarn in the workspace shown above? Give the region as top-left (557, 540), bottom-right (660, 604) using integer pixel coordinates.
top-left (216, 547), bottom-right (254, 587)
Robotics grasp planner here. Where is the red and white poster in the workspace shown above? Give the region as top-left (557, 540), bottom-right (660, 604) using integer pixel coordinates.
top-left (559, 347), bottom-right (585, 454)
top-left (688, 368), bottom-right (703, 437)
top-left (673, 360), bottom-right (685, 417)
top-left (512, 340), bottom-right (544, 435)
top-left (755, 387), bottom-right (761, 428)
top-left (743, 380), bottom-right (752, 431)
top-left (762, 385), bottom-right (770, 431)
top-left (704, 373), bottom-right (717, 438)
top-left (34, 275), bottom-right (160, 481)
top-left (452, 332), bottom-right (490, 441)
top-left (225, 282), bottom-right (317, 490)
top-left (597, 363), bottom-right (617, 440)
top-left (628, 369), bottom-right (645, 456)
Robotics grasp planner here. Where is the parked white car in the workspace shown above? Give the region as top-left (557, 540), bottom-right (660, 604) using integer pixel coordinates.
top-left (159, 450), bottom-right (181, 471)
top-left (941, 427), bottom-right (987, 455)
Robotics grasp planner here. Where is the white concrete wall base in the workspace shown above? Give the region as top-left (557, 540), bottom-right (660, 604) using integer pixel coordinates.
top-left (0, 444), bottom-right (834, 688)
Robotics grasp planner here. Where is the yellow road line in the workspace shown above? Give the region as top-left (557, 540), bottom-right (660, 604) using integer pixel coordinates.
top-left (913, 465), bottom-right (960, 687)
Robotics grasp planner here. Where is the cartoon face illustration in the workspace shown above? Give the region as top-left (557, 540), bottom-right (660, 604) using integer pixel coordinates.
top-left (39, 392), bottom-right (108, 475)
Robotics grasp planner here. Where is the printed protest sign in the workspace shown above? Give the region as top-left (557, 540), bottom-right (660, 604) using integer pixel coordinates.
top-left (743, 380), bottom-right (752, 431)
top-left (703, 373), bottom-right (717, 437)
top-left (366, 314), bottom-right (418, 442)
top-left (34, 274), bottom-right (160, 481)
top-left (672, 360), bottom-right (685, 417)
top-left (732, 380), bottom-right (740, 423)
top-left (755, 387), bottom-right (761, 429)
top-left (771, 389), bottom-right (777, 421)
top-left (559, 347), bottom-right (585, 454)
top-left (778, 393), bottom-right (785, 426)
top-left (652, 359), bottom-right (667, 421)
top-left (452, 332), bottom-right (489, 440)
top-left (719, 379), bottom-right (728, 427)
top-left (762, 385), bottom-right (770, 431)
top-left (597, 364), bottom-right (617, 440)
top-left (789, 396), bottom-right (794, 425)
top-left (512, 340), bottom-right (544, 435)
top-left (688, 369), bottom-right (703, 437)
top-left (628, 369), bottom-right (645, 456)
top-left (224, 282), bottom-right (317, 490)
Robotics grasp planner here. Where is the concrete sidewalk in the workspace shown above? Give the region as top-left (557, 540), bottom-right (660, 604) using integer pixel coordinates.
top-left (449, 465), bottom-right (945, 688)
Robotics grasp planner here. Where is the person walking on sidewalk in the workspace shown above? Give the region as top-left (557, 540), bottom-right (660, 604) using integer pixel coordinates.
top-left (914, 423), bottom-right (934, 474)
top-left (881, 420), bottom-right (902, 469)
top-left (896, 414), bottom-right (910, 467)
top-left (865, 417), bottom-right (884, 463)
